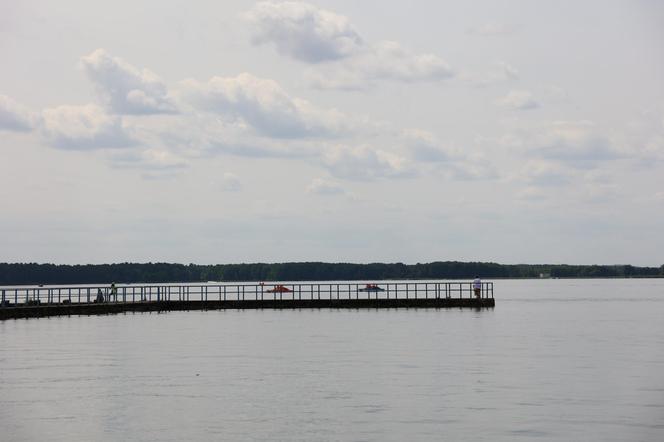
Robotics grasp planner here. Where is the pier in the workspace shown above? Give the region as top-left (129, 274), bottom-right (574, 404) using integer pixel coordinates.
top-left (0, 281), bottom-right (494, 320)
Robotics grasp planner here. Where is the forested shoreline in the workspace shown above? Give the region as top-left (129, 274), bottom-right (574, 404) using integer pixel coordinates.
top-left (0, 262), bottom-right (662, 285)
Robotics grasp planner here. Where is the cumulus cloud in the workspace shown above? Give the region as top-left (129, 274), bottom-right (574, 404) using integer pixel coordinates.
top-left (245, 1), bottom-right (362, 62)
top-left (179, 73), bottom-right (349, 138)
top-left (402, 129), bottom-right (456, 162)
top-left (245, 2), bottom-right (453, 89)
top-left (11, 45), bottom-right (466, 184)
top-left (130, 109), bottom-right (328, 160)
top-left (0, 94), bottom-right (36, 131)
top-left (532, 121), bottom-right (622, 165)
top-left (41, 104), bottom-right (134, 149)
top-left (514, 161), bottom-right (621, 204)
top-left (503, 121), bottom-right (625, 169)
top-left (399, 129), bottom-right (497, 180)
top-left (306, 178), bottom-right (345, 195)
top-left (322, 144), bottom-right (414, 180)
top-left (497, 90), bottom-right (539, 110)
top-left (80, 49), bottom-right (177, 115)
top-left (309, 41), bottom-right (454, 90)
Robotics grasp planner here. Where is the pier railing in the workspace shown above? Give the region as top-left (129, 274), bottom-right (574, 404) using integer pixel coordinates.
top-left (0, 281), bottom-right (493, 307)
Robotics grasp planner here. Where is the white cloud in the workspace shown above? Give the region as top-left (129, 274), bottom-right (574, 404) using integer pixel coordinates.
top-left (245, 1), bottom-right (362, 63)
top-left (0, 94), bottom-right (36, 131)
top-left (322, 144), bottom-right (414, 180)
top-left (222, 173), bottom-right (242, 191)
top-left (179, 73), bottom-right (349, 138)
top-left (40, 104), bottom-right (134, 149)
top-left (402, 129), bottom-right (456, 162)
top-left (504, 121), bottom-right (625, 168)
top-left (515, 161), bottom-right (621, 204)
top-left (306, 178), bottom-right (345, 195)
top-left (400, 129), bottom-right (497, 180)
top-left (80, 49), bottom-right (177, 115)
top-left (245, 2), bottom-right (453, 89)
top-left (497, 90), bottom-right (539, 110)
top-left (130, 110), bottom-right (328, 160)
top-left (533, 121), bottom-right (622, 164)
top-left (309, 41), bottom-right (454, 90)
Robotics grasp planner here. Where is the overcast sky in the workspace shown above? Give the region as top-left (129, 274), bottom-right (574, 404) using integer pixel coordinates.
top-left (1, 0), bottom-right (663, 266)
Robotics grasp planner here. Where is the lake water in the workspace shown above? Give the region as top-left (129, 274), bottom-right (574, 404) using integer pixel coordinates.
top-left (1, 279), bottom-right (663, 441)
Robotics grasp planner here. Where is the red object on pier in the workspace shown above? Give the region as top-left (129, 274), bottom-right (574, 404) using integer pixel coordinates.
top-left (266, 285), bottom-right (292, 293)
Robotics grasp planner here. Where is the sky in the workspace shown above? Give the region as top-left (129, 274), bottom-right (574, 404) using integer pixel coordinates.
top-left (1, 0), bottom-right (663, 266)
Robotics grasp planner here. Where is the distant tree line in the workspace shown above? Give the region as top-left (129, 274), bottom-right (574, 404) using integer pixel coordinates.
top-left (0, 262), bottom-right (662, 285)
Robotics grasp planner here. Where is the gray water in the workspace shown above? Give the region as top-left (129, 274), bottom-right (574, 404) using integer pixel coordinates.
top-left (1, 279), bottom-right (663, 441)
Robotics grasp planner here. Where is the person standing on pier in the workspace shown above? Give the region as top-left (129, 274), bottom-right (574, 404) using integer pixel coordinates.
top-left (110, 283), bottom-right (117, 302)
top-left (473, 277), bottom-right (482, 299)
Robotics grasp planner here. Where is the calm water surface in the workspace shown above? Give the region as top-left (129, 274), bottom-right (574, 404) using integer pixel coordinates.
top-left (1, 279), bottom-right (663, 441)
